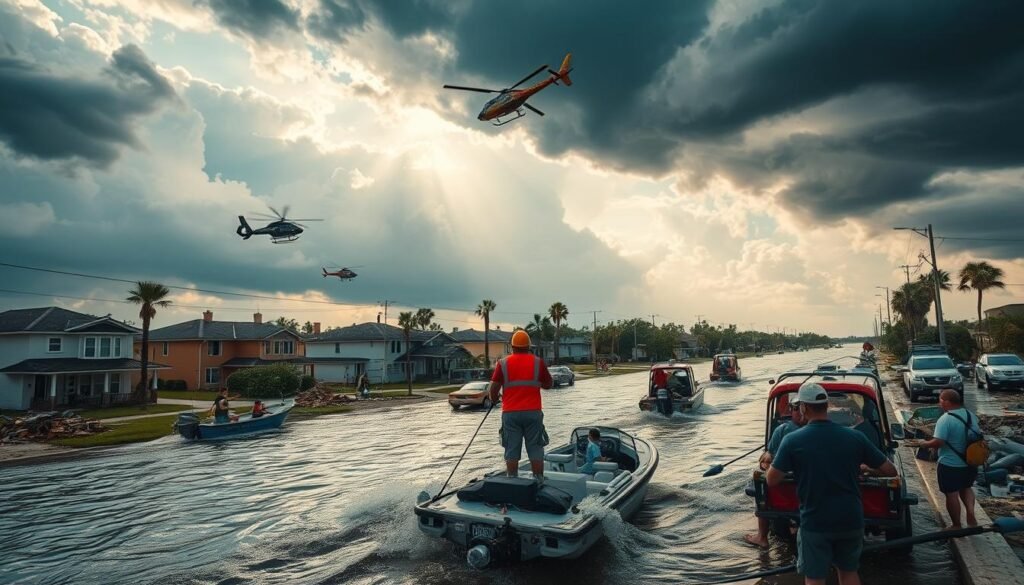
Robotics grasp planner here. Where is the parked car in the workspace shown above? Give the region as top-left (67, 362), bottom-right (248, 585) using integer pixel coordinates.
top-left (448, 381), bottom-right (493, 410)
top-left (976, 354), bottom-right (1024, 391)
top-left (448, 368), bottom-right (491, 385)
top-left (549, 365), bottom-right (575, 387)
top-left (901, 354), bottom-right (964, 403)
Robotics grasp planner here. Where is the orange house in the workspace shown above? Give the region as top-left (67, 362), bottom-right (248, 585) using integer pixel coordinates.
top-left (449, 329), bottom-right (513, 365)
top-left (139, 311), bottom-right (311, 390)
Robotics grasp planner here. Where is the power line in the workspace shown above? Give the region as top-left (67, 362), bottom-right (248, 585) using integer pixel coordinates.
top-left (938, 236), bottom-right (1024, 243)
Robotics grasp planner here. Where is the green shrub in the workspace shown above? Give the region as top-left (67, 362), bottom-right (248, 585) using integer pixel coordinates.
top-left (162, 379), bottom-right (188, 391)
top-left (300, 375), bottom-right (316, 391)
top-left (226, 364), bottom-right (300, 398)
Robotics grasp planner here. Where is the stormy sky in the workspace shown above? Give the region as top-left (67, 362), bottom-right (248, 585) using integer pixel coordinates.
top-left (0, 0), bottom-right (1021, 336)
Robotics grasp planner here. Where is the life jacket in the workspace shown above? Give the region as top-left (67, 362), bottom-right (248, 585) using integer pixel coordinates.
top-left (499, 353), bottom-right (543, 412)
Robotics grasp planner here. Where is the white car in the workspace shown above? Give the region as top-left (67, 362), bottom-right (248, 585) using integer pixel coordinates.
top-left (448, 381), bottom-right (493, 410)
top-left (976, 354), bottom-right (1024, 391)
top-left (549, 366), bottom-right (575, 387)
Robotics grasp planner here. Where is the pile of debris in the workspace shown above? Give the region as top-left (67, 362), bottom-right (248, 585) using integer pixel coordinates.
top-left (1, 411), bottom-right (107, 443)
top-left (294, 386), bottom-right (354, 408)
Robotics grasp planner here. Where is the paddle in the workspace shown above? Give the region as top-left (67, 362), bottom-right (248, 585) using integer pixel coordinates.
top-left (702, 517), bottom-right (1024, 584)
top-left (703, 444), bottom-right (766, 477)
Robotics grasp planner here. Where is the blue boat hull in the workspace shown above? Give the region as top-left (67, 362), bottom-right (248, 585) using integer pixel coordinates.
top-left (176, 403), bottom-right (293, 441)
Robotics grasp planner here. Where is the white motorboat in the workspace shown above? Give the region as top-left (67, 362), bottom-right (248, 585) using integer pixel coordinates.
top-left (414, 426), bottom-right (658, 568)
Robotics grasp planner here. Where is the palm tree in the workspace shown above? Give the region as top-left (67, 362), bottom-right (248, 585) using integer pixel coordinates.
top-left (414, 307), bottom-right (435, 330)
top-left (958, 261), bottom-right (1006, 326)
top-left (476, 299), bottom-right (496, 366)
top-left (126, 281), bottom-right (172, 406)
top-left (918, 269), bottom-right (952, 301)
top-left (549, 302), bottom-right (569, 363)
top-left (891, 282), bottom-right (933, 341)
top-left (397, 311), bottom-right (415, 395)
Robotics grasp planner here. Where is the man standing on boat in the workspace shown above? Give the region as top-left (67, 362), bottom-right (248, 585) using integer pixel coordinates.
top-left (767, 383), bottom-right (896, 585)
top-left (489, 329), bottom-right (553, 482)
top-left (745, 400), bottom-right (807, 548)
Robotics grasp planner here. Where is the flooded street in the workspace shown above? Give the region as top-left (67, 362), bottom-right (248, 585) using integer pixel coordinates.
top-left (1, 350), bottom-right (962, 585)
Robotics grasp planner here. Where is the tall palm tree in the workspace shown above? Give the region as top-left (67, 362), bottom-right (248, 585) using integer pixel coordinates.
top-left (958, 261), bottom-right (1006, 326)
top-left (476, 299), bottom-right (496, 366)
top-left (397, 311), bottom-right (415, 395)
top-left (126, 281), bottom-right (172, 406)
top-left (549, 302), bottom-right (569, 363)
top-left (918, 269), bottom-right (952, 300)
top-left (414, 307), bottom-right (435, 330)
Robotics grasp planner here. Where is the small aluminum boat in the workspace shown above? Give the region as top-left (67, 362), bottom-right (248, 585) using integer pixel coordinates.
top-left (414, 426), bottom-right (657, 568)
top-left (638, 361), bottom-right (705, 415)
top-left (173, 400), bottom-right (293, 440)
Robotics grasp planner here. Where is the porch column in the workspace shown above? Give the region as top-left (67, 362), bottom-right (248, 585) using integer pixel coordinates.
top-left (104, 372), bottom-right (111, 406)
top-left (50, 374), bottom-right (57, 409)
top-left (151, 369), bottom-right (159, 390)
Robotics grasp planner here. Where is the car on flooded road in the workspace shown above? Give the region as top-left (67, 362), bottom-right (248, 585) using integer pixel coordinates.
top-left (976, 353), bottom-right (1024, 391)
top-left (448, 381), bottom-right (494, 410)
top-left (902, 354), bottom-right (963, 402)
top-left (549, 365), bottom-right (575, 387)
top-left (748, 370), bottom-right (918, 550)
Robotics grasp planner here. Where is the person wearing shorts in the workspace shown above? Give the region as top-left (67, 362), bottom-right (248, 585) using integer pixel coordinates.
top-left (768, 383), bottom-right (896, 585)
top-left (489, 330), bottom-right (553, 481)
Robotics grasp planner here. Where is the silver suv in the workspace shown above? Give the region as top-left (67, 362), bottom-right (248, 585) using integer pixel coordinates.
top-left (976, 353), bottom-right (1024, 391)
top-left (903, 354), bottom-right (964, 402)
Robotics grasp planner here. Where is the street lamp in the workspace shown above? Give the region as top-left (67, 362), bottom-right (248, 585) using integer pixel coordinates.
top-left (893, 225), bottom-right (946, 346)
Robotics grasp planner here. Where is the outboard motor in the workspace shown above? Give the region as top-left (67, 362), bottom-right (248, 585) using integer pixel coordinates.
top-left (174, 412), bottom-right (200, 439)
top-left (656, 388), bottom-right (673, 416)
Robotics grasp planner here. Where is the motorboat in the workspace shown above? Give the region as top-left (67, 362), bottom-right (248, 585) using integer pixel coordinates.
top-left (710, 353), bottom-right (742, 382)
top-left (414, 426), bottom-right (657, 568)
top-left (173, 400), bottom-right (293, 440)
top-left (638, 361), bottom-right (704, 415)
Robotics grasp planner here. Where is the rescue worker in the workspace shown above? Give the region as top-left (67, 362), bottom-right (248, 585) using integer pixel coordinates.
top-left (488, 329), bottom-right (554, 482)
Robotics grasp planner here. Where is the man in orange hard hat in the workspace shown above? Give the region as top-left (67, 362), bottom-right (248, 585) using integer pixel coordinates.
top-left (489, 329), bottom-right (554, 481)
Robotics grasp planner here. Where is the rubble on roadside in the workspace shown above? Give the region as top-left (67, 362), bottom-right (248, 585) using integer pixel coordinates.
top-left (294, 386), bottom-right (355, 407)
top-left (0, 411), bottom-right (107, 443)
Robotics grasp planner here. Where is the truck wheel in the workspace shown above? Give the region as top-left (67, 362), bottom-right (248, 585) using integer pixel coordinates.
top-left (885, 512), bottom-right (914, 554)
top-left (482, 398), bottom-right (491, 409)
top-left (770, 519), bottom-right (794, 540)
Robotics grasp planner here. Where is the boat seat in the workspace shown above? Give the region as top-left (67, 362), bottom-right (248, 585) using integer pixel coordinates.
top-left (586, 481), bottom-right (610, 496)
top-left (593, 471), bottom-right (615, 483)
top-left (592, 461), bottom-right (618, 472)
top-left (545, 452), bottom-right (574, 472)
top-left (542, 470), bottom-right (588, 504)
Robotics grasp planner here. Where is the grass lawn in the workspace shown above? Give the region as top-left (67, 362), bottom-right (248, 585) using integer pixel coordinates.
top-left (157, 390), bottom-right (219, 401)
top-left (53, 414), bottom-right (180, 447)
top-left (324, 382), bottom-right (446, 392)
top-left (426, 387), bottom-right (459, 394)
top-left (76, 404), bottom-right (190, 420)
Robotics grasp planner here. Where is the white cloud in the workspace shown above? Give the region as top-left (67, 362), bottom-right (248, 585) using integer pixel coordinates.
top-left (0, 201), bottom-right (56, 236)
top-left (348, 168), bottom-right (374, 189)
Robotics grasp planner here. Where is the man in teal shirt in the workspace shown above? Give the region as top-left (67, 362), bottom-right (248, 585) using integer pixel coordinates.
top-left (908, 389), bottom-right (982, 528)
top-left (768, 383), bottom-right (896, 585)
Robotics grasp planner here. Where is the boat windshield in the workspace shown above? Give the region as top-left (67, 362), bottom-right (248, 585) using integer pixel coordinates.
top-left (650, 368), bottom-right (691, 395)
top-left (772, 392), bottom-right (885, 449)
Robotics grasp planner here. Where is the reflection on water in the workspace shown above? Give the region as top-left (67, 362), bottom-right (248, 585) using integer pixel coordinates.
top-left (0, 350), bottom-right (961, 584)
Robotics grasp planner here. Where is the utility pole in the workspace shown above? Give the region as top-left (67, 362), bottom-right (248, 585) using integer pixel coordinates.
top-left (633, 322), bottom-right (638, 362)
top-left (876, 286), bottom-right (891, 326)
top-left (650, 314), bottom-right (659, 328)
top-left (894, 225), bottom-right (947, 346)
top-left (591, 310), bottom-right (602, 366)
top-left (378, 300), bottom-right (395, 384)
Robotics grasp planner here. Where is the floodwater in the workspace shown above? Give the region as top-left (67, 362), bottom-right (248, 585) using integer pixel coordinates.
top-left (0, 349), bottom-right (963, 585)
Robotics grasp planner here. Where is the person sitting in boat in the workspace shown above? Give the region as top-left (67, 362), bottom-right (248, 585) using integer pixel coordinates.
top-left (210, 388), bottom-right (240, 424)
top-left (250, 400), bottom-right (270, 418)
top-left (745, 400), bottom-right (807, 548)
top-left (578, 428), bottom-right (610, 475)
top-left (667, 370), bottom-right (691, 397)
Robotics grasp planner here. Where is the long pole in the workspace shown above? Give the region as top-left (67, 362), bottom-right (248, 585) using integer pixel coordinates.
top-left (591, 310), bottom-right (600, 366)
top-left (898, 264), bottom-right (915, 341)
top-left (633, 322), bottom-right (637, 361)
top-left (928, 224), bottom-right (947, 346)
top-left (379, 300), bottom-right (395, 384)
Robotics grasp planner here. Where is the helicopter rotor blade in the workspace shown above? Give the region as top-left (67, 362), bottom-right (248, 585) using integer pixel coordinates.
top-left (288, 218), bottom-right (323, 222)
top-left (523, 103), bottom-right (545, 116)
top-left (267, 205), bottom-right (283, 219)
top-left (443, 84), bottom-right (499, 93)
top-left (280, 205), bottom-right (291, 220)
top-left (249, 212), bottom-right (278, 220)
top-left (508, 64), bottom-right (548, 90)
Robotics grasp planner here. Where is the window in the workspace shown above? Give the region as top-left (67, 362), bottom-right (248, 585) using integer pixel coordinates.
top-left (48, 338), bottom-right (61, 352)
top-left (100, 338), bottom-right (112, 358)
top-left (391, 340), bottom-right (401, 353)
top-left (161, 342), bottom-right (169, 356)
top-left (114, 337), bottom-right (122, 357)
top-left (84, 337), bottom-right (96, 357)
top-left (205, 368), bottom-right (221, 384)
top-left (264, 341), bottom-right (271, 354)
top-left (335, 343), bottom-right (340, 354)
top-left (272, 340), bottom-right (294, 355)
top-left (208, 341), bottom-right (221, 356)
top-left (110, 374), bottom-right (121, 394)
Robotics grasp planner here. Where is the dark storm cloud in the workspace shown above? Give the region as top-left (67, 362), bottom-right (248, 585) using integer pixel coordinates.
top-left (306, 0), bottom-right (455, 42)
top-left (306, 0), bottom-right (369, 42)
top-left (197, 0), bottom-right (300, 38)
top-left (0, 45), bottom-right (176, 167)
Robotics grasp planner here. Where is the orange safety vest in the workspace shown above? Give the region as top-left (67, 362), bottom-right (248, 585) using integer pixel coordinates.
top-left (499, 353), bottom-right (543, 412)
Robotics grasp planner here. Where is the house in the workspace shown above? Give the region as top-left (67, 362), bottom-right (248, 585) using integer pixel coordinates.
top-left (536, 335), bottom-right (593, 364)
top-left (984, 303), bottom-right (1024, 320)
top-left (674, 333), bottom-right (701, 359)
top-left (449, 328), bottom-right (513, 365)
top-left (0, 307), bottom-right (168, 410)
top-left (307, 323), bottom-right (472, 383)
top-left (143, 311), bottom-right (309, 390)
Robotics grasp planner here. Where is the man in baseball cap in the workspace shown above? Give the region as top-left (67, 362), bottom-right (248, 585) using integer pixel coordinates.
top-left (767, 383), bottom-right (897, 585)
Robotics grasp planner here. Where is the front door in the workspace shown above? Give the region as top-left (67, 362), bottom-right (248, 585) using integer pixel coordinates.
top-left (33, 375), bottom-right (47, 400)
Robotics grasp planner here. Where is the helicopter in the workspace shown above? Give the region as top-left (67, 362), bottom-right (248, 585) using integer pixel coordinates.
top-left (322, 265), bottom-right (361, 281)
top-left (443, 53), bottom-right (573, 126)
top-left (236, 206), bottom-right (322, 244)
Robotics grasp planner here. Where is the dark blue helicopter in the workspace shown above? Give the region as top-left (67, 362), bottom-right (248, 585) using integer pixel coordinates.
top-left (237, 206), bottom-right (321, 244)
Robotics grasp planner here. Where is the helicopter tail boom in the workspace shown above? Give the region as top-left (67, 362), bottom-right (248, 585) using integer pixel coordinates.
top-left (555, 53), bottom-right (572, 86)
top-left (236, 216), bottom-right (253, 239)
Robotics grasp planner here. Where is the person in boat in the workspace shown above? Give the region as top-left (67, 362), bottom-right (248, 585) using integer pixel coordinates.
top-left (250, 400), bottom-right (270, 418)
top-left (578, 428), bottom-right (611, 475)
top-left (768, 383), bottom-right (896, 585)
top-left (488, 329), bottom-right (553, 482)
top-left (210, 388), bottom-right (241, 424)
top-left (745, 400), bottom-right (807, 548)
top-left (666, 370), bottom-right (691, 397)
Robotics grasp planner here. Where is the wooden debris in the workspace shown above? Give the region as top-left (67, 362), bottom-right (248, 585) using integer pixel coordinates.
top-left (0, 411), bottom-right (107, 443)
top-left (294, 386), bottom-right (355, 407)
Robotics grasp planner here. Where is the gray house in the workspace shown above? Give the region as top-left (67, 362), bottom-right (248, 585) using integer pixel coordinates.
top-left (0, 307), bottom-right (168, 410)
top-left (307, 323), bottom-right (472, 383)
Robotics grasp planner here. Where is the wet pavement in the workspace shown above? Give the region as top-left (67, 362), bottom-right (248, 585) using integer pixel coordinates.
top-left (0, 349), bottom-right (963, 584)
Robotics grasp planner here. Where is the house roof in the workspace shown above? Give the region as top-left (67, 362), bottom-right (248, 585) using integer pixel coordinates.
top-left (678, 333), bottom-right (699, 346)
top-left (985, 303), bottom-right (1024, 316)
top-left (394, 344), bottom-right (473, 361)
top-left (147, 319), bottom-right (301, 341)
top-left (220, 357), bottom-right (311, 367)
top-left (0, 307), bottom-right (139, 334)
top-left (449, 329), bottom-right (513, 343)
top-left (0, 358), bottom-right (169, 374)
top-left (309, 322), bottom-right (438, 343)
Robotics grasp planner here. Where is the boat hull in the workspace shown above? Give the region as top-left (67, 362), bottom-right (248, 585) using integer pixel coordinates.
top-left (175, 403), bottom-right (292, 441)
top-left (638, 387), bottom-right (705, 415)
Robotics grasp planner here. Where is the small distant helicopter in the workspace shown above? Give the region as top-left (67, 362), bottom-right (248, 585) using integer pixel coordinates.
top-left (237, 206), bottom-right (322, 244)
top-left (444, 53), bottom-right (573, 126)
top-left (322, 264), bottom-right (362, 281)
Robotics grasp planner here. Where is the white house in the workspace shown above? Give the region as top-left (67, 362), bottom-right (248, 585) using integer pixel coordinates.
top-left (306, 322), bottom-right (471, 384)
top-left (536, 335), bottom-right (593, 363)
top-left (0, 307), bottom-right (169, 411)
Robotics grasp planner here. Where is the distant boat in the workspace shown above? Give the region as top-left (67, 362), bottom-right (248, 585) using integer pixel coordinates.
top-left (173, 400), bottom-right (293, 440)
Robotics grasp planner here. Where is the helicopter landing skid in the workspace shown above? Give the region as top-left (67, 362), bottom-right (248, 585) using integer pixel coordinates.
top-left (492, 109), bottom-right (526, 126)
top-left (271, 236), bottom-right (299, 244)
